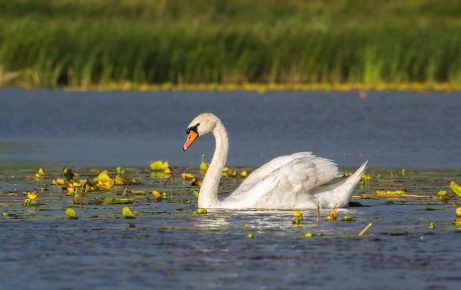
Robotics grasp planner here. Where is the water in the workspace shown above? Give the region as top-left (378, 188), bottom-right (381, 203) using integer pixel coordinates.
top-left (0, 89), bottom-right (460, 168)
top-left (1, 167), bottom-right (460, 290)
top-left (1, 89), bottom-right (461, 289)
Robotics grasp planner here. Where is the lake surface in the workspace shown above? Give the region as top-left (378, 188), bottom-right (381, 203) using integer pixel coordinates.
top-left (0, 89), bottom-right (460, 290)
top-left (0, 89), bottom-right (460, 168)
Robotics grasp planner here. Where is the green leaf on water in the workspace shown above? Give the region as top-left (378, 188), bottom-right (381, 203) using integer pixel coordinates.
top-left (122, 207), bottom-right (135, 219)
top-left (101, 198), bottom-right (134, 204)
top-left (437, 190), bottom-right (448, 199)
top-left (197, 208), bottom-right (207, 214)
top-left (2, 211), bottom-right (9, 217)
top-left (132, 190), bottom-right (146, 196)
top-left (449, 181), bottom-right (461, 198)
top-left (66, 208), bottom-right (78, 219)
top-left (149, 160), bottom-right (169, 171)
top-left (341, 216), bottom-right (356, 222)
top-left (193, 190), bottom-right (199, 199)
top-left (429, 222), bottom-right (435, 230)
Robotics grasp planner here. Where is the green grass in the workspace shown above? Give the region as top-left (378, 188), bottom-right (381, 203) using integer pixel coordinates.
top-left (0, 0), bottom-right (461, 89)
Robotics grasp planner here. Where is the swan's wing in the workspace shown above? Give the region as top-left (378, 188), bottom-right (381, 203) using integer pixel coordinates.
top-left (228, 152), bottom-right (341, 203)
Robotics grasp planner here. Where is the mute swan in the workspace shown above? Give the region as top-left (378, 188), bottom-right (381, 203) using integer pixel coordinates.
top-left (183, 113), bottom-right (367, 210)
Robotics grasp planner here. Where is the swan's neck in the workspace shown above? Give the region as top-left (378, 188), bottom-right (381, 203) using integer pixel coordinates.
top-left (198, 120), bottom-right (228, 208)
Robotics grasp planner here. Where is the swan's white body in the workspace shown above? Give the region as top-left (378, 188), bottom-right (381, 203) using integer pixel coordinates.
top-left (184, 113), bottom-right (367, 210)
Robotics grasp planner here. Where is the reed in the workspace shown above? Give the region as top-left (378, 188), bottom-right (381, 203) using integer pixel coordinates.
top-left (0, 0), bottom-right (460, 89)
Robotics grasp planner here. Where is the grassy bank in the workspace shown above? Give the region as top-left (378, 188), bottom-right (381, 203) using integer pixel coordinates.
top-left (1, 0), bottom-right (461, 90)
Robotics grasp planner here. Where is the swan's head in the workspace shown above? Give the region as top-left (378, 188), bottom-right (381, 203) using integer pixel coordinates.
top-left (183, 113), bottom-right (218, 151)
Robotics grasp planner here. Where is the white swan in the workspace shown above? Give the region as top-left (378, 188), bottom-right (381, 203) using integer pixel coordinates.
top-left (183, 113), bottom-right (367, 210)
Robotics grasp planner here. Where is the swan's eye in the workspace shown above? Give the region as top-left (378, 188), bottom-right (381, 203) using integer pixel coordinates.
top-left (186, 123), bottom-right (200, 135)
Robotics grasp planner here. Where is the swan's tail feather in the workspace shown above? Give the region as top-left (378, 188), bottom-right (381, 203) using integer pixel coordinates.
top-left (337, 160), bottom-right (368, 207)
top-left (316, 161), bottom-right (368, 208)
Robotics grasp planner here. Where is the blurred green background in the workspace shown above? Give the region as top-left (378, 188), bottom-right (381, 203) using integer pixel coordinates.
top-left (0, 0), bottom-right (460, 89)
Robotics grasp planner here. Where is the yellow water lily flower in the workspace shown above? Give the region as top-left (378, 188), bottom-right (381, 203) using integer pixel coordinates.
top-left (26, 191), bottom-right (38, 200)
top-left (164, 167), bottom-right (172, 174)
top-left (149, 160), bottom-right (169, 171)
top-left (66, 185), bottom-right (76, 195)
top-left (151, 190), bottom-right (162, 201)
top-left (361, 174), bottom-right (372, 182)
top-left (181, 173), bottom-right (194, 180)
top-left (190, 178), bottom-right (202, 187)
top-left (51, 178), bottom-right (65, 185)
top-left (326, 209), bottom-right (337, 221)
top-left (456, 206), bottom-right (461, 217)
top-left (240, 170), bottom-right (248, 177)
top-left (94, 170), bottom-right (115, 190)
top-left (199, 154), bottom-right (208, 171)
top-left (227, 170), bottom-right (238, 178)
top-left (293, 210), bottom-right (302, 217)
top-left (35, 168), bottom-right (45, 180)
top-left (114, 175), bottom-right (126, 185)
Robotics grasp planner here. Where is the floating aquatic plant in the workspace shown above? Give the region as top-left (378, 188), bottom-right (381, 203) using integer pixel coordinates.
top-left (149, 161), bottom-right (169, 172)
top-left (122, 207), bottom-right (136, 219)
top-left (449, 181), bottom-right (461, 198)
top-left (199, 154), bottom-right (208, 171)
top-left (341, 216), bottom-right (356, 222)
top-left (292, 216), bottom-right (303, 225)
top-left (26, 191), bottom-right (38, 201)
top-left (190, 178), bottom-right (202, 187)
top-left (192, 190), bottom-right (199, 199)
top-left (35, 168), bottom-right (45, 180)
top-left (326, 209), bottom-right (337, 221)
top-left (151, 190), bottom-right (162, 201)
top-left (65, 208), bottom-right (78, 219)
top-left (437, 190), bottom-right (448, 200)
top-left (63, 167), bottom-right (77, 182)
top-left (361, 174), bottom-right (372, 182)
top-left (196, 208), bottom-right (207, 214)
top-left (292, 210), bottom-right (302, 217)
top-left (51, 178), bottom-right (65, 185)
top-left (375, 189), bottom-right (407, 196)
top-left (181, 173), bottom-right (194, 180)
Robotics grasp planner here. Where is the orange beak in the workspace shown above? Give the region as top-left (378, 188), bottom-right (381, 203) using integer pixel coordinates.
top-left (183, 130), bottom-right (199, 151)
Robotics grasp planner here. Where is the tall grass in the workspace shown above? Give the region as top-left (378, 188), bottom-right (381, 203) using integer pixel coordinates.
top-left (0, 0), bottom-right (461, 88)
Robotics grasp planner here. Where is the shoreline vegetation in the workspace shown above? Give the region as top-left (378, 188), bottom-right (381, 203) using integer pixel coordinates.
top-left (1, 0), bottom-right (461, 91)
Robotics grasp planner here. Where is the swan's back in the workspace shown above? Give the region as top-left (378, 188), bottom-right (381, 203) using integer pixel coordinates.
top-left (222, 152), bottom-right (342, 208)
